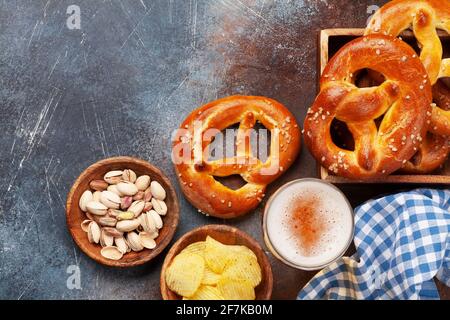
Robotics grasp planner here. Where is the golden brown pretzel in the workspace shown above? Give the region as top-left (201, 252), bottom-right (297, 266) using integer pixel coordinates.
top-left (402, 80), bottom-right (450, 173)
top-left (366, 0), bottom-right (450, 136)
top-left (304, 35), bottom-right (432, 180)
top-left (401, 133), bottom-right (449, 173)
top-left (172, 96), bottom-right (301, 218)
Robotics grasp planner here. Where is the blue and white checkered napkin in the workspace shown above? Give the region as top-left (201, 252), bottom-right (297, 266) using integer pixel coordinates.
top-left (298, 189), bottom-right (450, 300)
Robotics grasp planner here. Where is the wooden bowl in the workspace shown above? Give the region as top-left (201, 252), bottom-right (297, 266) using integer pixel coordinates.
top-left (160, 225), bottom-right (273, 300)
top-left (66, 156), bottom-right (180, 267)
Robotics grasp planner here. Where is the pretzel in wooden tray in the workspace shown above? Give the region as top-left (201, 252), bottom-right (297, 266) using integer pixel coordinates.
top-left (401, 80), bottom-right (450, 173)
top-left (366, 0), bottom-right (450, 136)
top-left (172, 96), bottom-right (301, 218)
top-left (304, 35), bottom-right (432, 180)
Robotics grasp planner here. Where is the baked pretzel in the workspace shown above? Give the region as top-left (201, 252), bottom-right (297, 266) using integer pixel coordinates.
top-left (172, 96), bottom-right (301, 218)
top-left (304, 35), bottom-right (432, 180)
top-left (402, 80), bottom-right (450, 173)
top-left (366, 0), bottom-right (450, 136)
top-left (401, 133), bottom-right (449, 173)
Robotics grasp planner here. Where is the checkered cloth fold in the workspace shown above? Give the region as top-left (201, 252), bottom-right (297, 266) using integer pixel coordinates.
top-left (298, 189), bottom-right (450, 300)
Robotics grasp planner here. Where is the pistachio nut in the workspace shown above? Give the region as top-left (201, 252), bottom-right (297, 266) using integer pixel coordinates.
top-left (116, 211), bottom-right (134, 221)
top-left (86, 201), bottom-right (108, 216)
top-left (128, 200), bottom-right (145, 217)
top-left (143, 187), bottom-right (152, 202)
top-left (101, 246), bottom-right (123, 260)
top-left (102, 227), bottom-right (124, 238)
top-left (107, 184), bottom-right (123, 197)
top-left (98, 216), bottom-right (117, 227)
top-left (79, 190), bottom-right (93, 212)
top-left (116, 219), bottom-right (140, 232)
top-left (151, 198), bottom-right (167, 216)
top-left (122, 169), bottom-right (137, 183)
top-left (104, 170), bottom-right (123, 184)
top-left (114, 236), bottom-right (128, 254)
top-left (135, 175), bottom-right (151, 191)
top-left (150, 181), bottom-right (166, 201)
top-left (140, 212), bottom-right (156, 233)
top-left (117, 181), bottom-right (138, 196)
top-left (139, 232), bottom-right (157, 249)
top-left (143, 201), bottom-right (152, 212)
top-left (126, 232), bottom-right (144, 252)
top-left (89, 179), bottom-right (108, 191)
top-left (132, 191), bottom-right (144, 201)
top-left (92, 191), bottom-right (102, 202)
top-left (148, 210), bottom-right (163, 229)
top-left (120, 196), bottom-right (132, 210)
top-left (81, 219), bottom-right (92, 232)
top-left (87, 221), bottom-right (101, 244)
top-left (100, 190), bottom-right (121, 209)
top-left (100, 230), bottom-right (114, 247)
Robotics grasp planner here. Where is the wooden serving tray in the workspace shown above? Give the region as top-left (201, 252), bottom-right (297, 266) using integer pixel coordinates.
top-left (318, 28), bottom-right (450, 184)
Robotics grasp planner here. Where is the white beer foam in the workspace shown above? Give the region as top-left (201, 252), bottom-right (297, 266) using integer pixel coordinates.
top-left (266, 180), bottom-right (353, 269)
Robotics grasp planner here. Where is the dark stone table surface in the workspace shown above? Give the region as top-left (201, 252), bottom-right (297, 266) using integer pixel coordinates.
top-left (0, 0), bottom-right (448, 300)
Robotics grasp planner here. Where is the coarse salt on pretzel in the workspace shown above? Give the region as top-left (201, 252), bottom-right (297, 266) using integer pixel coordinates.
top-left (172, 96), bottom-right (301, 218)
top-left (402, 80), bottom-right (450, 173)
top-left (366, 0), bottom-right (450, 136)
top-left (304, 35), bottom-right (432, 180)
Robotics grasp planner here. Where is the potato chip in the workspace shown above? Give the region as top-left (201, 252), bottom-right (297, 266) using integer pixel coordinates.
top-left (229, 245), bottom-right (258, 260)
top-left (180, 241), bottom-right (205, 257)
top-left (201, 266), bottom-right (221, 285)
top-left (222, 254), bottom-right (262, 287)
top-left (165, 253), bottom-right (204, 297)
top-left (189, 285), bottom-right (224, 300)
top-left (204, 236), bottom-right (232, 273)
top-left (217, 277), bottom-right (255, 300)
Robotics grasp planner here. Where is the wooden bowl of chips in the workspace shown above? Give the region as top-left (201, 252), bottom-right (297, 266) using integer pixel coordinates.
top-left (160, 224), bottom-right (273, 300)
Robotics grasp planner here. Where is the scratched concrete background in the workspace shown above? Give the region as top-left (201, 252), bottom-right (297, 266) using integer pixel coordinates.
top-left (0, 0), bottom-right (448, 300)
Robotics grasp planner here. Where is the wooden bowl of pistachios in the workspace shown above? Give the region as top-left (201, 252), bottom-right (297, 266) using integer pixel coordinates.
top-left (66, 156), bottom-right (180, 267)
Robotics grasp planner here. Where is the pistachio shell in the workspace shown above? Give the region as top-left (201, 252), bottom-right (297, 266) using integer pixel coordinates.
top-left (151, 198), bottom-right (167, 216)
top-left (98, 216), bottom-right (117, 227)
top-left (117, 181), bottom-right (138, 196)
top-left (140, 213), bottom-right (156, 233)
top-left (87, 221), bottom-right (101, 244)
top-left (133, 191), bottom-right (144, 201)
top-left (150, 181), bottom-right (166, 200)
top-left (79, 190), bottom-right (93, 212)
top-left (89, 179), bottom-right (108, 191)
top-left (103, 227), bottom-right (123, 238)
top-left (135, 175), bottom-right (151, 191)
top-left (139, 232), bottom-right (157, 249)
top-left (107, 184), bottom-right (123, 197)
top-left (86, 201), bottom-right (108, 216)
top-left (100, 230), bottom-right (114, 247)
top-left (101, 246), bottom-right (123, 260)
top-left (148, 210), bottom-right (163, 229)
top-left (81, 219), bottom-right (92, 232)
top-left (143, 187), bottom-right (152, 202)
top-left (143, 201), bottom-right (152, 212)
top-left (122, 169), bottom-right (137, 183)
top-left (128, 200), bottom-right (145, 217)
top-left (104, 170), bottom-right (123, 184)
top-left (92, 191), bottom-right (102, 202)
top-left (115, 237), bottom-right (128, 254)
top-left (116, 219), bottom-right (140, 232)
top-left (100, 191), bottom-right (121, 209)
top-left (127, 232), bottom-right (144, 251)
